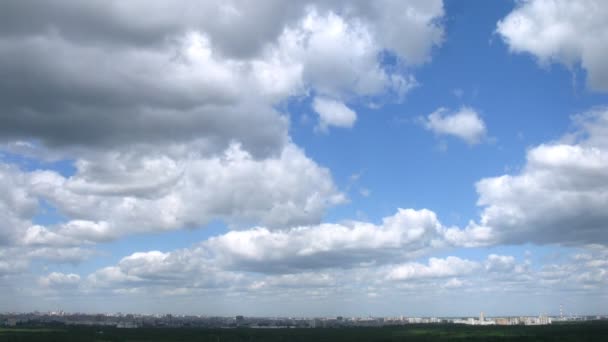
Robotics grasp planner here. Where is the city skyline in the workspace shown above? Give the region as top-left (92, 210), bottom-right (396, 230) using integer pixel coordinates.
top-left (3, 309), bottom-right (596, 325)
top-left (0, 0), bottom-right (607, 317)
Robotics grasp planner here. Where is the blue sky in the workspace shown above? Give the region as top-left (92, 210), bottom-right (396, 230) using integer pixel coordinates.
top-left (293, 0), bottom-right (583, 222)
top-left (0, 0), bottom-right (607, 317)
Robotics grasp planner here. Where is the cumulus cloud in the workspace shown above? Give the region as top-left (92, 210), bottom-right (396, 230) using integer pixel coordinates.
top-left (312, 97), bottom-right (357, 130)
top-left (0, 0), bottom-right (295, 154)
top-left (0, 31), bottom-right (289, 157)
top-left (88, 252), bottom-right (475, 295)
top-left (0, 0), bottom-right (443, 151)
top-left (8, 143), bottom-right (344, 248)
top-left (204, 208), bottom-right (447, 273)
top-left (387, 256), bottom-right (479, 281)
top-left (474, 108), bottom-right (608, 245)
top-left (0, 164), bottom-right (37, 245)
top-left (14, 0), bottom-right (601, 313)
top-left (423, 107), bottom-right (487, 144)
top-left (87, 250), bottom-right (243, 291)
top-left (74, 208), bottom-right (454, 293)
top-left (497, 0), bottom-right (608, 92)
top-left (39, 272), bottom-right (80, 288)
top-left (443, 223), bottom-right (495, 247)
top-left (0, 0), bottom-right (446, 255)
top-left (72, 248), bottom-right (606, 303)
top-left (74, 208), bottom-right (572, 299)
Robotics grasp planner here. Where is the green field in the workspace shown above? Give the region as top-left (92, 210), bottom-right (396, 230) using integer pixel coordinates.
top-left (1, 322), bottom-right (607, 341)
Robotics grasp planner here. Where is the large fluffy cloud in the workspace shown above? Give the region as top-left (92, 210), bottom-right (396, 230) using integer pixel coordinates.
top-left (204, 208), bottom-right (447, 273)
top-left (0, 31), bottom-right (289, 156)
top-left (497, 0), bottom-right (608, 92)
top-left (474, 109), bottom-right (608, 245)
top-left (0, 164), bottom-right (99, 269)
top-left (0, 0), bottom-right (444, 151)
top-left (73, 208), bottom-right (452, 294)
top-left (0, 0), bottom-right (446, 249)
top-left (86, 250), bottom-right (244, 292)
top-left (13, 142), bottom-right (344, 246)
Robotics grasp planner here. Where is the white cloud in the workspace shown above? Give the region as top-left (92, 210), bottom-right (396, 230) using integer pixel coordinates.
top-left (473, 108), bottom-right (608, 245)
top-left (78, 249), bottom-right (599, 299)
top-left (0, 0), bottom-right (446, 255)
top-left (74, 208), bottom-right (457, 294)
top-left (485, 254), bottom-right (516, 273)
top-left (0, 165), bottom-right (36, 245)
top-left (15, 245), bottom-right (608, 315)
top-left (205, 208), bottom-right (447, 273)
top-left (326, 0), bottom-right (444, 65)
top-left (387, 256), bottom-right (479, 281)
top-left (17, 143), bottom-right (345, 246)
top-left (39, 272), bottom-right (80, 288)
top-left (444, 223), bottom-right (495, 247)
top-left (312, 97), bottom-right (357, 130)
top-left (497, 0), bottom-right (608, 92)
top-left (86, 250), bottom-right (244, 291)
top-left (423, 107), bottom-right (487, 144)
top-left (34, 107), bottom-right (608, 305)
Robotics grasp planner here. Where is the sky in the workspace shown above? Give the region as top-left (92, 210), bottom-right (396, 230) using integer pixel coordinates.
top-left (0, 0), bottom-right (607, 317)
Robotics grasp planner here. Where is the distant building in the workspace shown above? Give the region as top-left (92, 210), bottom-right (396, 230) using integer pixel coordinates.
top-left (117, 321), bottom-right (138, 328)
top-left (309, 318), bottom-right (322, 328)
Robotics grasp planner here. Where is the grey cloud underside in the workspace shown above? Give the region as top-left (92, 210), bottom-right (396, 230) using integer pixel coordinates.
top-left (0, 0), bottom-right (301, 58)
top-left (0, 0), bottom-right (292, 154)
top-left (219, 249), bottom-right (401, 274)
top-left (0, 0), bottom-right (443, 154)
top-left (0, 36), bottom-right (287, 155)
top-left (0, 0), bottom-right (442, 61)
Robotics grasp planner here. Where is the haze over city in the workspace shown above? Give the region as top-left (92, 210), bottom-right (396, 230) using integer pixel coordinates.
top-left (0, 0), bottom-right (607, 318)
